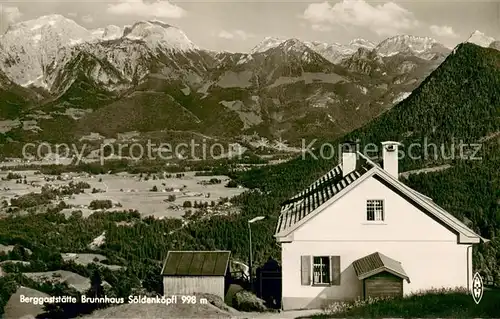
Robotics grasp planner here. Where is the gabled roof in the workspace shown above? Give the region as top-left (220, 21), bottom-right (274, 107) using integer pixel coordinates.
top-left (275, 152), bottom-right (488, 244)
top-left (161, 251), bottom-right (230, 276)
top-left (276, 155), bottom-right (374, 235)
top-left (352, 252), bottom-right (410, 283)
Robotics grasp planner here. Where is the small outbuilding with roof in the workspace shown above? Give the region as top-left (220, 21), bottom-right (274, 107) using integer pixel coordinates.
top-left (161, 250), bottom-right (231, 299)
top-left (352, 252), bottom-right (410, 299)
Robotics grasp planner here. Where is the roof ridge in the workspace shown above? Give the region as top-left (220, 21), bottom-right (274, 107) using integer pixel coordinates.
top-left (276, 159), bottom-right (373, 235)
top-left (352, 251), bottom-right (410, 282)
top-left (281, 167), bottom-right (345, 206)
top-left (288, 164), bottom-right (343, 199)
top-left (162, 251), bottom-right (230, 276)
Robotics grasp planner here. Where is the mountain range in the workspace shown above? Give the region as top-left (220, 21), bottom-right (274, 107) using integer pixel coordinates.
top-left (0, 14), bottom-right (498, 151)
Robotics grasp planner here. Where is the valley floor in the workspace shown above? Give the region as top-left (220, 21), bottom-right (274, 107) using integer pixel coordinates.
top-left (0, 170), bottom-right (246, 219)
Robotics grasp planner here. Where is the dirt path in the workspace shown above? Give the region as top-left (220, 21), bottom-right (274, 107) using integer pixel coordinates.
top-left (399, 164), bottom-right (452, 179)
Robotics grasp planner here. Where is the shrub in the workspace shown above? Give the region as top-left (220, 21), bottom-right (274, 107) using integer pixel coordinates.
top-left (57, 201), bottom-right (67, 209)
top-left (89, 200), bottom-right (113, 210)
top-left (4, 172), bottom-right (22, 180)
top-left (233, 290), bottom-right (267, 312)
top-left (226, 180), bottom-right (238, 188)
top-left (70, 211), bottom-right (83, 219)
top-left (209, 178), bottom-right (221, 184)
top-left (195, 171), bottom-right (215, 176)
top-left (10, 192), bottom-right (53, 208)
top-left (183, 210), bottom-right (192, 218)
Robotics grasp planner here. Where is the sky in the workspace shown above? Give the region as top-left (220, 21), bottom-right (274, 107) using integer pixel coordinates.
top-left (0, 0), bottom-right (499, 52)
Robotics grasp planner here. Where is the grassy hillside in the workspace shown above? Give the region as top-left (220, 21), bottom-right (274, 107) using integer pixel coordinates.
top-left (307, 288), bottom-right (500, 318)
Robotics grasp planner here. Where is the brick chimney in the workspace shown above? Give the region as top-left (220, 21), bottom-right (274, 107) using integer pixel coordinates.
top-left (381, 141), bottom-right (401, 179)
top-left (341, 141), bottom-right (357, 177)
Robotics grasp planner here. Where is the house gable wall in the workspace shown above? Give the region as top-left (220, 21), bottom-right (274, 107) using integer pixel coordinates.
top-left (292, 176), bottom-right (457, 242)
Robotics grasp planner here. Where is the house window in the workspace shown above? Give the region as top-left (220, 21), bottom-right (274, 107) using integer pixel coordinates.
top-left (301, 255), bottom-right (341, 286)
top-left (367, 200), bottom-right (384, 221)
top-left (313, 256), bottom-right (330, 284)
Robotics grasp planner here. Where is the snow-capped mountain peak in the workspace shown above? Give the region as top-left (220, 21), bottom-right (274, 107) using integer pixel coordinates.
top-left (2, 14), bottom-right (93, 45)
top-left (0, 15), bottom-right (199, 91)
top-left (102, 25), bottom-right (123, 40)
top-left (304, 38), bottom-right (375, 64)
top-left (304, 41), bottom-right (352, 64)
top-left (249, 35), bottom-right (440, 65)
top-left (123, 20), bottom-right (197, 51)
top-left (279, 38), bottom-right (309, 52)
top-left (372, 35), bottom-right (451, 60)
top-left (249, 37), bottom-right (285, 54)
top-left (5, 14), bottom-right (85, 34)
top-left (0, 14), bottom-right (95, 87)
top-left (349, 38), bottom-right (376, 50)
top-left (92, 25), bottom-right (123, 41)
top-left (375, 35), bottom-right (437, 56)
top-left (466, 30), bottom-right (496, 48)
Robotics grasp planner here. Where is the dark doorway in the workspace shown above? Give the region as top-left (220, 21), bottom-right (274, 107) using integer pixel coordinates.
top-left (256, 257), bottom-right (282, 309)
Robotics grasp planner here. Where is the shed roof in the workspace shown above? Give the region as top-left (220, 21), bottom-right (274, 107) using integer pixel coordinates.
top-left (352, 252), bottom-right (410, 283)
top-left (161, 251), bottom-right (230, 276)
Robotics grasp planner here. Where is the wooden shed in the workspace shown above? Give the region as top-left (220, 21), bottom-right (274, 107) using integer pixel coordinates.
top-left (161, 251), bottom-right (231, 299)
top-left (352, 252), bottom-right (410, 300)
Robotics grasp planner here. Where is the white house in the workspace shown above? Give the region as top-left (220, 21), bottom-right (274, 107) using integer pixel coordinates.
top-left (275, 141), bottom-right (489, 310)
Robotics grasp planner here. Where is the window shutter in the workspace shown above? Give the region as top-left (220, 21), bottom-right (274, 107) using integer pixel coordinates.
top-left (330, 256), bottom-right (341, 285)
top-left (300, 255), bottom-right (311, 286)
